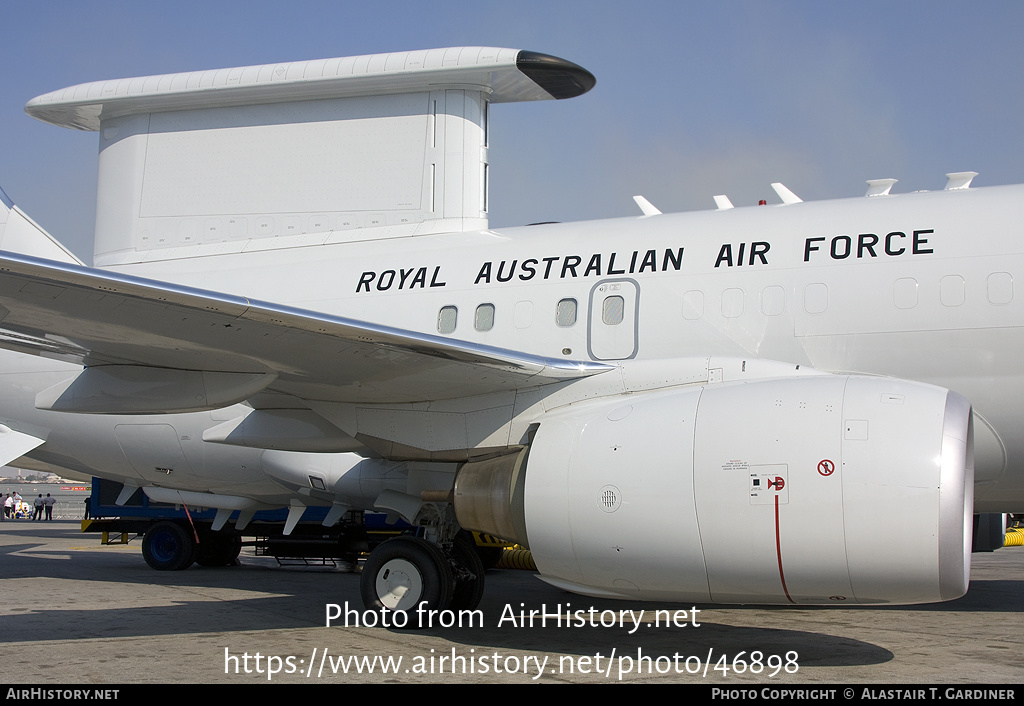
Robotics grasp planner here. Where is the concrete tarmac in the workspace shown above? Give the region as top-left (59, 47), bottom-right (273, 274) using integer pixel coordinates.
top-left (0, 520), bottom-right (1020, 685)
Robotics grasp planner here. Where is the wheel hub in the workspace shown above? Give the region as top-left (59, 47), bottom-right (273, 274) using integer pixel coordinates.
top-left (375, 558), bottom-right (423, 611)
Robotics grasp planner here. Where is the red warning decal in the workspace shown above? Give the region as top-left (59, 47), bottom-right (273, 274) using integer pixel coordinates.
top-left (767, 476), bottom-right (786, 491)
top-left (817, 459), bottom-right (835, 476)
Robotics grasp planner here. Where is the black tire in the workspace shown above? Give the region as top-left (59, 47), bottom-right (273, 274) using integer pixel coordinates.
top-left (196, 532), bottom-right (242, 567)
top-left (449, 532), bottom-right (486, 610)
top-left (142, 521), bottom-right (197, 571)
top-left (360, 536), bottom-right (453, 627)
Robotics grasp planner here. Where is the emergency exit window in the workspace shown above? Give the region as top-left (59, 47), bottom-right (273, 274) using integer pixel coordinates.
top-left (603, 295), bottom-right (624, 325)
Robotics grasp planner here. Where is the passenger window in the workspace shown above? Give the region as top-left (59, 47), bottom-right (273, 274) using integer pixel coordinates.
top-left (722, 288), bottom-right (743, 318)
top-left (803, 283), bottom-right (828, 314)
top-left (940, 275), bottom-right (965, 308)
top-left (475, 303), bottom-right (495, 331)
top-left (893, 278), bottom-right (918, 310)
top-left (602, 295), bottom-right (624, 325)
top-left (761, 286), bottom-right (785, 316)
top-left (555, 298), bottom-right (577, 327)
top-left (437, 305), bottom-right (458, 334)
top-left (682, 290), bottom-right (704, 320)
top-left (988, 272), bottom-right (1013, 305)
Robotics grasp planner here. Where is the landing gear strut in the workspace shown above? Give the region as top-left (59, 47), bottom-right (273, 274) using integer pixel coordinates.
top-left (449, 531), bottom-right (485, 610)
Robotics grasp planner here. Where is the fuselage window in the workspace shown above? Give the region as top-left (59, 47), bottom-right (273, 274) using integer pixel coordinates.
top-left (556, 298), bottom-right (578, 327)
top-left (602, 295), bottom-right (624, 325)
top-left (893, 278), bottom-right (918, 310)
top-left (475, 303), bottom-right (495, 331)
top-left (438, 305), bottom-right (458, 334)
top-left (988, 272), bottom-right (1013, 305)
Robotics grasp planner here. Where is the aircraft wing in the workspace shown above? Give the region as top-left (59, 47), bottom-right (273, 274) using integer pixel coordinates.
top-left (0, 252), bottom-right (611, 409)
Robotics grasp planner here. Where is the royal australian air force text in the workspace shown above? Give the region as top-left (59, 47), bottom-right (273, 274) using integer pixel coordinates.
top-left (353, 229), bottom-right (935, 293)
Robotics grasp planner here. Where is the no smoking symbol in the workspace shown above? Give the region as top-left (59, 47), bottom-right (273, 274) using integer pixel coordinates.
top-left (818, 459), bottom-right (835, 476)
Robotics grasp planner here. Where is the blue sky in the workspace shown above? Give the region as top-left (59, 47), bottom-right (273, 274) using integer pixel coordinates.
top-left (2, 1), bottom-right (1023, 261)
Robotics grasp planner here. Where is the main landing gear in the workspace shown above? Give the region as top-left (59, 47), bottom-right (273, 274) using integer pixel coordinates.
top-left (359, 531), bottom-right (485, 627)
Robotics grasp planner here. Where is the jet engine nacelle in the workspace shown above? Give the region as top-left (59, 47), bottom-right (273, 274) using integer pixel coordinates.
top-left (457, 374), bottom-right (973, 605)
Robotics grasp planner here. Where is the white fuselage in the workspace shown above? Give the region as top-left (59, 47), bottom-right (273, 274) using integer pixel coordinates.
top-left (3, 184), bottom-right (1022, 511)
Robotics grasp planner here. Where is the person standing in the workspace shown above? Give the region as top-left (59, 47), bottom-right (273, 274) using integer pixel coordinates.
top-left (33, 494), bottom-right (44, 521)
top-left (43, 493), bottom-right (55, 521)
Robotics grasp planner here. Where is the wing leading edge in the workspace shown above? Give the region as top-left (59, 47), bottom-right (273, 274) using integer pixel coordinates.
top-left (0, 252), bottom-right (611, 410)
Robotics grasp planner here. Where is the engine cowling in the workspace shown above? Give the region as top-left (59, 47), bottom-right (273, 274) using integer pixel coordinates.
top-left (456, 373), bottom-right (973, 605)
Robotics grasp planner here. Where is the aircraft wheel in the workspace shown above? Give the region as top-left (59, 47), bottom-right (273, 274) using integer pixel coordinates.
top-left (449, 531), bottom-right (486, 610)
top-left (360, 537), bottom-right (453, 627)
top-left (196, 532), bottom-right (242, 567)
top-left (142, 521), bottom-right (197, 571)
